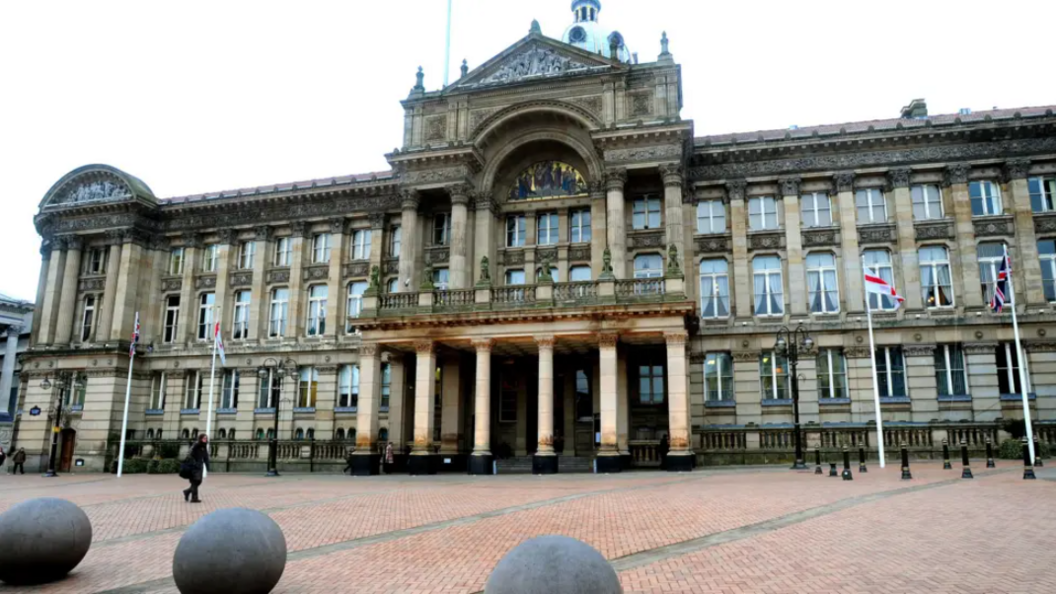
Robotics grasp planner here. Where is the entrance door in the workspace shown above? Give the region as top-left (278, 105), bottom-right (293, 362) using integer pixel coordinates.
top-left (59, 429), bottom-right (76, 472)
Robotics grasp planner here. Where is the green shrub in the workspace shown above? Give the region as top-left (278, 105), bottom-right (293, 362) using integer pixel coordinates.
top-left (997, 438), bottom-right (1051, 460)
top-left (145, 459), bottom-right (161, 474)
top-left (158, 443), bottom-right (181, 459)
top-left (158, 459), bottom-right (181, 474)
top-left (122, 458), bottom-right (149, 474)
top-left (1002, 420), bottom-right (1029, 439)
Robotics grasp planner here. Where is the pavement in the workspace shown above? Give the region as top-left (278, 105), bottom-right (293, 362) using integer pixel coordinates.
top-left (0, 460), bottom-right (1052, 593)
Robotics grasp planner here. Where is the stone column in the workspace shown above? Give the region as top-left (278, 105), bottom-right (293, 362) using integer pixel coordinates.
top-left (469, 339), bottom-right (493, 475)
top-left (889, 169), bottom-right (923, 311)
top-left (472, 196), bottom-right (497, 287)
top-left (368, 213), bottom-right (386, 274)
top-left (32, 242), bottom-right (50, 344)
top-left (176, 235), bottom-right (201, 344)
top-left (0, 326), bottom-right (20, 411)
top-left (96, 235), bottom-right (123, 343)
top-left (835, 173), bottom-right (864, 313)
top-left (780, 177), bottom-right (807, 317)
top-left (386, 355), bottom-right (407, 451)
top-left (1006, 160), bottom-right (1046, 305)
top-left (597, 332), bottom-right (621, 472)
top-left (439, 355), bottom-right (463, 459)
top-left (111, 234), bottom-right (146, 343)
top-left (589, 181), bottom-right (608, 278)
top-left (616, 347), bottom-right (630, 466)
top-left (325, 218), bottom-right (347, 337)
top-left (398, 190), bottom-right (420, 292)
top-left (905, 344), bottom-right (939, 422)
top-left (214, 230), bottom-right (235, 338)
top-left (665, 330), bottom-right (694, 471)
top-left (250, 226), bottom-right (272, 343)
top-left (53, 236), bottom-right (84, 345)
top-left (728, 181), bottom-right (751, 319)
top-left (533, 335), bottom-right (557, 474)
top-left (605, 169), bottom-right (628, 279)
top-left (946, 164), bottom-right (983, 309)
top-left (449, 185), bottom-right (473, 289)
top-left (352, 344), bottom-right (382, 475)
top-left (286, 222), bottom-right (307, 339)
top-left (410, 339), bottom-right (437, 474)
top-left (37, 239), bottom-right (66, 345)
top-left (661, 163), bottom-right (684, 250)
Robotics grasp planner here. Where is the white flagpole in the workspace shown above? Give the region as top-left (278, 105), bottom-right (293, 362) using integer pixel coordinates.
top-left (442, 0), bottom-right (453, 86)
top-left (116, 312), bottom-right (138, 478)
top-left (863, 257), bottom-right (886, 469)
top-left (204, 320), bottom-right (218, 479)
top-left (1006, 245), bottom-right (1035, 463)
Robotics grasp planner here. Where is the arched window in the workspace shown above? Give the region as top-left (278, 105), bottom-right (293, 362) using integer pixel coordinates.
top-left (218, 428), bottom-right (227, 439)
top-left (229, 429), bottom-right (236, 440)
top-left (256, 428), bottom-right (264, 441)
top-left (379, 427), bottom-right (389, 443)
top-left (266, 428), bottom-right (275, 440)
top-left (294, 428), bottom-right (304, 440)
top-left (348, 428), bottom-right (357, 443)
top-left (306, 428), bottom-right (315, 440)
top-left (336, 428), bottom-right (345, 441)
top-left (191, 428), bottom-right (199, 439)
top-left (181, 429), bottom-right (190, 439)
top-left (156, 429), bottom-right (163, 440)
top-left (147, 428), bottom-right (155, 440)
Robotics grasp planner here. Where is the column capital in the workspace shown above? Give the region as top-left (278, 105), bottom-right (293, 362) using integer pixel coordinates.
top-left (368, 213), bottom-right (387, 230)
top-left (887, 168), bottom-right (911, 189)
top-left (944, 163), bottom-right (970, 187)
top-left (471, 338), bottom-right (494, 352)
top-left (360, 343), bottom-right (379, 357)
top-left (62, 235), bottom-right (84, 251)
top-left (604, 168), bottom-right (627, 191)
top-left (778, 176), bottom-right (801, 197)
top-left (534, 335), bottom-right (556, 350)
top-left (183, 232), bottom-right (204, 249)
top-left (664, 330), bottom-right (688, 346)
top-left (588, 180), bottom-right (607, 199)
top-left (833, 172), bottom-right (855, 193)
top-left (401, 189), bottom-right (420, 211)
top-left (254, 225), bottom-right (274, 241)
top-left (3, 325), bottom-right (23, 339)
top-left (217, 228), bottom-right (236, 246)
top-left (104, 229), bottom-right (126, 246)
top-left (596, 332), bottom-right (619, 348)
top-left (148, 234), bottom-right (170, 252)
top-left (448, 183), bottom-right (473, 205)
top-left (329, 217), bottom-right (349, 236)
top-left (1004, 158), bottom-right (1032, 181)
top-left (659, 163), bottom-right (683, 187)
top-left (414, 339), bottom-right (434, 354)
top-left (725, 179), bottom-right (747, 201)
top-left (904, 343), bottom-right (937, 357)
top-left (288, 221), bottom-right (308, 238)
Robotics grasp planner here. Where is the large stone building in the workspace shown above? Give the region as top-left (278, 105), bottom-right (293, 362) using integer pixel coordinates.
top-left (1, 294), bottom-right (33, 455)
top-left (15, 0), bottom-right (1056, 474)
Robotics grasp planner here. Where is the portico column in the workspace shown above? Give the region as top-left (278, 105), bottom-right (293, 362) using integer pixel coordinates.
top-left (37, 239), bottom-right (66, 345)
top-left (781, 177), bottom-right (807, 317)
top-left (661, 163), bottom-right (685, 249)
top-left (947, 164), bottom-right (984, 309)
top-left (409, 339), bottom-right (437, 475)
top-left (352, 343), bottom-right (382, 475)
top-left (469, 338), bottom-right (494, 475)
top-left (889, 169), bottom-right (924, 311)
top-left (596, 332), bottom-right (621, 473)
top-left (1006, 160), bottom-right (1046, 305)
top-left (533, 335), bottom-right (558, 474)
top-left (728, 181), bottom-right (751, 319)
top-left (0, 326), bottom-right (21, 411)
top-left (665, 330), bottom-right (694, 471)
top-left (399, 190), bottom-right (420, 292)
top-left (449, 185), bottom-right (473, 289)
top-left (53, 235), bottom-right (84, 345)
top-left (616, 348), bottom-right (629, 467)
top-left (835, 173), bottom-right (864, 313)
top-left (95, 234), bottom-right (123, 342)
top-left (605, 169), bottom-right (628, 279)
top-left (589, 181), bottom-right (608, 277)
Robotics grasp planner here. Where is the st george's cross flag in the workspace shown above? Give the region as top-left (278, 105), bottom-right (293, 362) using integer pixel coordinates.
top-left (213, 320), bottom-right (227, 366)
top-left (991, 252), bottom-right (1011, 313)
top-left (864, 268), bottom-right (905, 311)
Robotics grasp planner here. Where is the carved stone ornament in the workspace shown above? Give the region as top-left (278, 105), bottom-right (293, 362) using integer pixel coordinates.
top-left (833, 172), bottom-right (855, 193)
top-left (360, 343), bottom-right (379, 357)
top-left (604, 168), bottom-right (628, 191)
top-left (329, 218), bottom-right (348, 235)
top-left (58, 179), bottom-right (132, 205)
top-left (858, 225), bottom-right (897, 244)
top-left (384, 259), bottom-right (400, 275)
top-left (161, 277), bottom-right (183, 292)
top-left (749, 232), bottom-right (784, 250)
top-left (605, 145), bottom-right (682, 163)
top-left (217, 228), bottom-right (236, 245)
top-left (424, 115), bottom-right (447, 142)
top-left (477, 45), bottom-right (591, 86)
top-left (596, 332), bottom-right (619, 348)
top-left (400, 189), bottom-right (421, 210)
top-left (963, 341), bottom-right (999, 355)
top-left (303, 265), bottom-right (329, 282)
top-left (1025, 340), bottom-right (1056, 353)
top-left (694, 235), bottom-right (730, 253)
top-left (288, 221), bottom-right (308, 238)
top-left (914, 222), bottom-right (952, 241)
top-left (778, 176), bottom-right (801, 196)
top-left (568, 246), bottom-right (591, 261)
top-left (536, 248), bottom-right (557, 265)
top-left (230, 271), bottom-right (253, 287)
top-left (568, 95), bottom-right (602, 118)
top-left (666, 244), bottom-right (682, 276)
top-left (1034, 215), bottom-right (1056, 234)
top-left (973, 218), bottom-right (1014, 238)
top-left (504, 250), bottom-right (525, 266)
top-left (344, 262), bottom-right (370, 278)
top-left (659, 163), bottom-right (683, 187)
top-left (425, 248), bottom-right (450, 265)
top-left (535, 335), bottom-right (556, 349)
top-left (468, 108), bottom-right (500, 135)
top-left (630, 91), bottom-right (653, 117)
top-left (195, 275), bottom-right (217, 290)
top-left (368, 213), bottom-right (386, 230)
top-left (184, 233), bottom-right (204, 249)
top-left (629, 231), bottom-right (664, 248)
top-left (1004, 159), bottom-right (1031, 181)
top-left (887, 169), bottom-right (911, 189)
top-left (844, 346), bottom-right (872, 359)
top-left (944, 163), bottom-right (970, 186)
top-left (255, 226), bottom-right (274, 241)
top-left (414, 340), bottom-right (435, 354)
top-left (802, 229), bottom-right (838, 247)
top-left (266, 268), bottom-right (290, 284)
top-left (472, 338), bottom-right (494, 352)
top-left (478, 256), bottom-right (491, 283)
top-left (77, 277), bottom-right (105, 292)
top-left (904, 344), bottom-right (937, 357)
top-left (732, 351), bottom-right (758, 362)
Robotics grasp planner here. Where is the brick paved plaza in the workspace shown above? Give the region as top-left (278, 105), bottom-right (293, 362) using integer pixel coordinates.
top-left (0, 463), bottom-right (1053, 593)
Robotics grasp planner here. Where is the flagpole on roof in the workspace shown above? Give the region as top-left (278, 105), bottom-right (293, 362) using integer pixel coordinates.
top-left (1005, 245), bottom-right (1036, 463)
top-left (442, 0), bottom-right (453, 86)
top-left (862, 257), bottom-right (886, 469)
top-left (204, 314), bottom-right (220, 479)
top-left (117, 312), bottom-right (139, 478)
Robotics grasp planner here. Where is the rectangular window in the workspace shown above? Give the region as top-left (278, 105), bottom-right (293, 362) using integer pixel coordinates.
top-left (760, 352), bottom-right (789, 400)
top-left (257, 370), bottom-right (281, 409)
top-left (380, 363), bottom-right (391, 409)
top-left (351, 229), bottom-right (372, 260)
top-left (574, 369), bottom-right (592, 420)
top-left (346, 281), bottom-right (368, 332)
top-left (389, 226), bottom-right (402, 257)
top-left (536, 213), bottom-right (559, 245)
top-left (569, 265), bottom-right (591, 282)
top-left (696, 200), bottom-right (726, 234)
top-left (83, 248), bottom-right (107, 275)
top-left (1029, 176), bottom-right (1056, 213)
top-left (699, 259), bottom-right (730, 318)
top-left (297, 367), bottom-right (319, 408)
top-left (753, 256), bottom-right (784, 315)
top-left (184, 371), bottom-right (202, 409)
top-left (432, 268), bottom-right (449, 290)
top-left (68, 378), bottom-right (87, 408)
top-left (150, 373), bottom-right (166, 410)
top-left (806, 252), bottom-right (839, 313)
top-left (269, 288), bottom-right (289, 337)
top-left (638, 361), bottom-right (664, 404)
top-left (80, 295), bottom-right (95, 342)
top-left (169, 248), bottom-right (185, 275)
top-left (197, 293), bottom-right (215, 341)
top-left (338, 364), bottom-right (359, 408)
top-left (570, 209), bottom-right (591, 243)
top-left (855, 188), bottom-right (887, 224)
top-left (863, 250), bottom-right (897, 311)
top-left (969, 181), bottom-right (1002, 216)
top-left (306, 285), bottom-right (327, 336)
top-left (274, 237), bottom-right (291, 267)
top-left (996, 343), bottom-right (1030, 395)
top-left (978, 243), bottom-right (1008, 306)
top-left (875, 347), bottom-right (906, 398)
top-left (749, 196), bottom-right (779, 230)
top-left (1041, 239), bottom-right (1056, 302)
top-left (237, 241), bottom-right (255, 270)
top-left (816, 349), bottom-right (847, 399)
top-left (935, 345), bottom-right (968, 397)
top-left (433, 214), bottom-right (451, 246)
top-left (221, 369), bottom-right (239, 409)
top-left (911, 184), bottom-right (943, 220)
top-left (634, 254), bottom-right (664, 279)
top-left (232, 290), bottom-right (251, 340)
top-left (919, 246), bottom-right (954, 307)
top-left (703, 353), bottom-right (733, 401)
top-left (800, 192), bottom-right (832, 228)
top-left (499, 374), bottom-right (517, 422)
top-left (163, 295), bottom-right (180, 343)
top-left (312, 233), bottom-right (331, 264)
top-left (632, 196), bottom-right (662, 230)
top-left (203, 244), bottom-right (219, 272)
top-left (505, 269), bottom-right (526, 285)
top-left (506, 215), bottom-right (526, 247)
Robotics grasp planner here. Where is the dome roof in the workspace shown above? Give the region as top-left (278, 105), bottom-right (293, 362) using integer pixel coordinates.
top-left (560, 0), bottom-right (632, 63)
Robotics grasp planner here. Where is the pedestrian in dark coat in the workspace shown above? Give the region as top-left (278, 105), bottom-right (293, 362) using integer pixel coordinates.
top-left (12, 448), bottom-right (26, 474)
top-left (183, 435), bottom-right (209, 503)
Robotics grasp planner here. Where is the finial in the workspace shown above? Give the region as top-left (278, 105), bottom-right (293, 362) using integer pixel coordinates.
top-left (460, 59), bottom-right (468, 78)
top-left (414, 66), bottom-right (425, 91)
top-left (530, 19), bottom-right (542, 35)
top-left (660, 31), bottom-right (670, 56)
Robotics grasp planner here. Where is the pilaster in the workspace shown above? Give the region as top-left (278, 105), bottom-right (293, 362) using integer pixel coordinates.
top-left (780, 177), bottom-right (806, 317)
top-left (728, 181), bottom-right (750, 319)
top-left (286, 222), bottom-right (307, 339)
top-left (449, 185), bottom-right (473, 289)
top-left (605, 169), bottom-right (628, 279)
top-left (889, 169), bottom-right (924, 311)
top-left (946, 164), bottom-right (983, 309)
top-left (1006, 160), bottom-right (1045, 305)
top-left (399, 190), bottom-right (421, 293)
top-left (835, 172), bottom-right (864, 313)
top-left (250, 226), bottom-right (272, 343)
top-left (37, 240), bottom-right (67, 344)
top-left (96, 238), bottom-right (123, 343)
top-left (325, 218), bottom-right (347, 338)
top-left (53, 236), bottom-right (83, 345)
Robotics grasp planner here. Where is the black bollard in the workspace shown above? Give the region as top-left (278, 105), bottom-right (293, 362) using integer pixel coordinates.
top-left (985, 438), bottom-right (995, 469)
top-left (858, 446), bottom-right (867, 473)
top-left (960, 440), bottom-right (973, 479)
top-left (942, 439), bottom-right (952, 470)
top-left (814, 447), bottom-right (822, 475)
top-left (1023, 437), bottom-right (1037, 480)
top-left (1034, 436), bottom-right (1044, 468)
top-left (829, 462), bottom-right (838, 477)
top-left (841, 446), bottom-right (853, 481)
top-left (901, 443), bottom-right (912, 480)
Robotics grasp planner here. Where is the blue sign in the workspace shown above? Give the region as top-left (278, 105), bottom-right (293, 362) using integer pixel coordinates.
top-left (29, 406), bottom-right (41, 416)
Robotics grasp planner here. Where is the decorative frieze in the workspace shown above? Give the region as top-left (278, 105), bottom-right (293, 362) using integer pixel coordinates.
top-left (401, 167), bottom-right (465, 186)
top-left (1034, 215), bottom-right (1056, 234)
top-left (963, 342), bottom-right (999, 355)
top-left (973, 217), bottom-right (1015, 238)
top-left (383, 259), bottom-right (400, 275)
top-left (303, 265), bottom-right (330, 282)
top-left (229, 271), bottom-right (253, 288)
top-left (160, 277), bottom-right (183, 292)
top-left (78, 276), bottom-right (106, 292)
top-left (424, 247), bottom-right (450, 265)
top-left (195, 275), bottom-right (217, 290)
top-left (266, 268), bottom-right (291, 284)
top-left (629, 91), bottom-right (653, 117)
top-left (904, 344), bottom-right (937, 357)
top-left (629, 231), bottom-right (664, 249)
top-left (833, 172), bottom-right (855, 193)
top-left (914, 221), bottom-right (953, 241)
top-left (801, 228), bottom-right (838, 247)
top-left (424, 115), bottom-right (447, 142)
top-left (605, 145), bottom-right (682, 163)
top-left (343, 262), bottom-right (370, 278)
top-left (844, 347), bottom-right (872, 359)
top-left (568, 246), bottom-right (591, 261)
top-left (748, 232), bottom-right (784, 250)
top-left (732, 351), bottom-right (758, 363)
top-left (694, 235), bottom-right (730, 253)
top-left (858, 224), bottom-right (897, 244)
top-left (503, 251), bottom-right (525, 266)
top-left (162, 194), bottom-right (399, 233)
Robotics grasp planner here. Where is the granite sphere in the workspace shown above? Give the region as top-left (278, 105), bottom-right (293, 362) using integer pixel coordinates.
top-left (485, 535), bottom-right (622, 594)
top-left (0, 497), bottom-right (93, 585)
top-left (172, 508), bottom-right (286, 594)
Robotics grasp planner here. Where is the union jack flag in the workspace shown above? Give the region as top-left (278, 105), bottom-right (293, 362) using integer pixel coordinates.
top-left (129, 312), bottom-right (140, 358)
top-left (991, 253), bottom-right (1011, 313)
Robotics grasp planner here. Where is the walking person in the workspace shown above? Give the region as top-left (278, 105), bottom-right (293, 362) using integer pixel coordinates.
top-left (182, 434), bottom-right (209, 503)
top-left (658, 434), bottom-right (670, 470)
top-left (12, 448), bottom-right (26, 475)
top-left (383, 441), bottom-right (394, 474)
top-left (0, 445), bottom-right (6, 470)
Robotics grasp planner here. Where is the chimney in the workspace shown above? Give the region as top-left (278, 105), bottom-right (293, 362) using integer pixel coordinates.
top-left (900, 98), bottom-right (928, 120)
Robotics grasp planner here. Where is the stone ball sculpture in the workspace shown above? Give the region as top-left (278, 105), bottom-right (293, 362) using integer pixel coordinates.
top-left (172, 508), bottom-right (286, 594)
top-left (485, 535), bottom-right (623, 594)
top-left (0, 497), bottom-right (93, 585)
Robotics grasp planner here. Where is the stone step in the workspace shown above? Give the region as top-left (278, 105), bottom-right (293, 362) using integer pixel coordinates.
top-left (496, 456), bottom-right (595, 474)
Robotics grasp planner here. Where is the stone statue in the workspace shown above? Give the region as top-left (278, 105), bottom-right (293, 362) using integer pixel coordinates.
top-left (421, 264), bottom-right (434, 289)
top-left (479, 256), bottom-right (491, 283)
top-left (538, 253), bottom-right (553, 283)
top-left (369, 265), bottom-right (381, 289)
top-left (602, 248), bottom-right (613, 275)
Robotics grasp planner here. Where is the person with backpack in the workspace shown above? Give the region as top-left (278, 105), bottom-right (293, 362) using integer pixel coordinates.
top-left (181, 434), bottom-right (210, 503)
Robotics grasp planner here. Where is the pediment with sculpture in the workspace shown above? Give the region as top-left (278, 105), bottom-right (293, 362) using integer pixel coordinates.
top-left (39, 164), bottom-right (156, 209)
top-left (455, 37), bottom-right (614, 90)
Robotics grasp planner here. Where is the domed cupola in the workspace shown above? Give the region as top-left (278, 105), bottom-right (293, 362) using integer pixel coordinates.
top-left (562, 0), bottom-right (632, 63)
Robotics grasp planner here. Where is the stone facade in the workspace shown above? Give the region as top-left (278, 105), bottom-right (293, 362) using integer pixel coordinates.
top-left (13, 6), bottom-right (1056, 473)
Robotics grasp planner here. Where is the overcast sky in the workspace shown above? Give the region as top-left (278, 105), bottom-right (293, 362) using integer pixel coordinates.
top-left (2, 0), bottom-right (1054, 302)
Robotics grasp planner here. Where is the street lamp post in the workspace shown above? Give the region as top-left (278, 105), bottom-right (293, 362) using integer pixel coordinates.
top-left (775, 324), bottom-right (814, 470)
top-left (40, 371), bottom-right (84, 478)
top-left (257, 357), bottom-right (296, 477)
